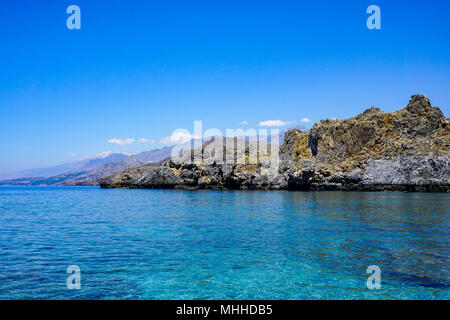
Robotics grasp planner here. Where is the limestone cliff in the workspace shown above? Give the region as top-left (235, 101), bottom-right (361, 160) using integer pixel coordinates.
top-left (100, 95), bottom-right (450, 192)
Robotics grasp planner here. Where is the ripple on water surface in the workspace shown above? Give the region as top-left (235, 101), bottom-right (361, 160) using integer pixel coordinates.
top-left (0, 187), bottom-right (448, 299)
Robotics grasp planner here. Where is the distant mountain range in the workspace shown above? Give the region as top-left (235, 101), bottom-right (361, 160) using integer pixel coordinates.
top-left (9, 151), bottom-right (131, 179)
top-left (0, 126), bottom-right (307, 186)
top-left (0, 147), bottom-right (174, 186)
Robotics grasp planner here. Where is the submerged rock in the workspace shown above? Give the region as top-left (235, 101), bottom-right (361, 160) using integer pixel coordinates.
top-left (100, 95), bottom-right (450, 192)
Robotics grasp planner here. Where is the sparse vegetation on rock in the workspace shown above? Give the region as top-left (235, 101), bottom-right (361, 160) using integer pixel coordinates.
top-left (100, 95), bottom-right (450, 192)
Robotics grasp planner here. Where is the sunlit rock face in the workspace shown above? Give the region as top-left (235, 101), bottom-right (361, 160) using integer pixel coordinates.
top-left (100, 95), bottom-right (450, 192)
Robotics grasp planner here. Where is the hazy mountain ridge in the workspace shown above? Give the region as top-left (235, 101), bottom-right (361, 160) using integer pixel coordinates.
top-left (0, 148), bottom-right (173, 186)
top-left (5, 151), bottom-right (130, 179)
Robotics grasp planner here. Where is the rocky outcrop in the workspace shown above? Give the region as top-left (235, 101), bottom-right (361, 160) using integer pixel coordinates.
top-left (100, 95), bottom-right (450, 192)
top-left (309, 95), bottom-right (448, 170)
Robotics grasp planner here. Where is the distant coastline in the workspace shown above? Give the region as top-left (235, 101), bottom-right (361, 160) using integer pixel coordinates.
top-left (2, 95), bottom-right (449, 192)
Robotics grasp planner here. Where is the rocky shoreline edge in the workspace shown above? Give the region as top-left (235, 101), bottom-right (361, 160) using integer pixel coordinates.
top-left (100, 95), bottom-right (450, 192)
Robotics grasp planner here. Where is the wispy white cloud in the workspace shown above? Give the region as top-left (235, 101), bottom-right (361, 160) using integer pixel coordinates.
top-left (107, 138), bottom-right (155, 145)
top-left (239, 120), bottom-right (248, 125)
top-left (258, 120), bottom-right (294, 127)
top-left (138, 138), bottom-right (156, 144)
top-left (76, 151), bottom-right (131, 161)
top-left (67, 153), bottom-right (77, 157)
top-left (161, 131), bottom-right (200, 144)
top-left (107, 138), bottom-right (135, 145)
top-left (90, 151), bottom-right (131, 159)
top-left (301, 118), bottom-right (312, 123)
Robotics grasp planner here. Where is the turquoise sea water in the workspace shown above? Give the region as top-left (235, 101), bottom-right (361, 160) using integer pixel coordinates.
top-left (0, 186), bottom-right (448, 300)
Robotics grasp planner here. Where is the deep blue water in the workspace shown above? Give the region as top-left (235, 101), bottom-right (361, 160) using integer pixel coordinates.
top-left (0, 186), bottom-right (448, 300)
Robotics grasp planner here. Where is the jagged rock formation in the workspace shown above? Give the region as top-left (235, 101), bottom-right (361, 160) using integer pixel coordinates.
top-left (100, 95), bottom-right (450, 192)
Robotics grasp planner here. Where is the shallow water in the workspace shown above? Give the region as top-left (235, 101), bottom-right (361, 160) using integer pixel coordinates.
top-left (0, 186), bottom-right (448, 299)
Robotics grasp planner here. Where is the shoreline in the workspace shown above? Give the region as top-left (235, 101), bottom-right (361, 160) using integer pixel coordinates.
top-left (100, 95), bottom-right (450, 193)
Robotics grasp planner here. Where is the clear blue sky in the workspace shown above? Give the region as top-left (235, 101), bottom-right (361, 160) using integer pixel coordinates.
top-left (1, 0), bottom-right (449, 174)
